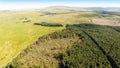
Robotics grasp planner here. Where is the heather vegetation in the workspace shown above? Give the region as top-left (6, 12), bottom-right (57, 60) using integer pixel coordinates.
top-left (5, 28), bottom-right (80, 68)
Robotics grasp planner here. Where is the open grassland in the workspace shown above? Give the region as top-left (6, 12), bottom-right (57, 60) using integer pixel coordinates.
top-left (0, 11), bottom-right (64, 67)
top-left (38, 11), bottom-right (120, 25)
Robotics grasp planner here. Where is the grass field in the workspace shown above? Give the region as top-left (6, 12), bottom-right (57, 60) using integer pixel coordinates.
top-left (0, 11), bottom-right (64, 67)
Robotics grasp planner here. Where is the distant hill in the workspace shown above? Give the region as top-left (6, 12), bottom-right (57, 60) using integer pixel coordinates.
top-left (39, 6), bottom-right (120, 12)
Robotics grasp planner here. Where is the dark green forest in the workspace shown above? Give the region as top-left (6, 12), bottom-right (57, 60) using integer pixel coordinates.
top-left (34, 22), bottom-right (63, 27)
top-left (60, 24), bottom-right (120, 68)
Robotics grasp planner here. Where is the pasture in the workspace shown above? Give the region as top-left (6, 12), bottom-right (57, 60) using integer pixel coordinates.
top-left (0, 11), bottom-right (64, 67)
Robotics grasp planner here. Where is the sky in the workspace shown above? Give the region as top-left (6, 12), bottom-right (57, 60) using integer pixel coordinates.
top-left (0, 0), bottom-right (120, 10)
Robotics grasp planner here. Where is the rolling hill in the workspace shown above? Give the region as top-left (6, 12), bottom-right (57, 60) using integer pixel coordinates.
top-left (0, 6), bottom-right (120, 68)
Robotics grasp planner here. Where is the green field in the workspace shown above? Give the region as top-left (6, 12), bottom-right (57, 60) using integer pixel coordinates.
top-left (0, 11), bottom-right (64, 67)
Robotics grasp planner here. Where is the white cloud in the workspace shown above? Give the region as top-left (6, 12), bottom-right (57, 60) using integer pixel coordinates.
top-left (0, 3), bottom-right (47, 10)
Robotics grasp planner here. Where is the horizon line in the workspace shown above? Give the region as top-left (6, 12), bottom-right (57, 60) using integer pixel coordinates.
top-left (0, 2), bottom-right (120, 10)
top-left (0, 6), bottom-right (120, 11)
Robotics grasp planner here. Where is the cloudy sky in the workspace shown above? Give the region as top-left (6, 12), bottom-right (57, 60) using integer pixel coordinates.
top-left (0, 0), bottom-right (120, 10)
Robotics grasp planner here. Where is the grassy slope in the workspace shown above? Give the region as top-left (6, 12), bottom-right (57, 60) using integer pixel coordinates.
top-left (0, 11), bottom-right (64, 67)
top-left (39, 11), bottom-right (96, 24)
top-left (39, 11), bottom-right (120, 25)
